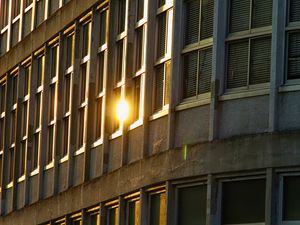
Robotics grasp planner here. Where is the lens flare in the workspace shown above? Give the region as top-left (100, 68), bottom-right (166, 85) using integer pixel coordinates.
top-left (116, 99), bottom-right (129, 122)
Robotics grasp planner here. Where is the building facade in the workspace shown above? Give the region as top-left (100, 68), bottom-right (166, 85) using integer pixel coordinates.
top-left (0, 0), bottom-right (300, 224)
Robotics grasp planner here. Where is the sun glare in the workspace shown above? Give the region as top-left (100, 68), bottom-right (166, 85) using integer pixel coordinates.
top-left (116, 99), bottom-right (129, 122)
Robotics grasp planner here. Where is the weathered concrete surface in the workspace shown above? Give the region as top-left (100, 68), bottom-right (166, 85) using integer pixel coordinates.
top-left (1, 131), bottom-right (300, 225)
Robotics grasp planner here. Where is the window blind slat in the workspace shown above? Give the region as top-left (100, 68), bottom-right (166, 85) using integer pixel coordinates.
top-left (198, 48), bottom-right (212, 94)
top-left (157, 13), bottom-right (167, 59)
top-left (288, 32), bottom-right (300, 80)
top-left (185, 0), bottom-right (200, 45)
top-left (289, 0), bottom-right (300, 23)
top-left (200, 0), bottom-right (214, 40)
top-left (227, 41), bottom-right (249, 89)
top-left (183, 51), bottom-right (198, 98)
top-left (230, 0), bottom-right (250, 33)
top-left (252, 0), bottom-right (273, 29)
top-left (249, 37), bottom-right (271, 85)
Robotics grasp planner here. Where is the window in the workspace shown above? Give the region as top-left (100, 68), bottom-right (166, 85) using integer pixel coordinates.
top-left (112, 0), bottom-right (128, 134)
top-left (87, 208), bottom-right (100, 225)
top-left (222, 178), bottom-right (266, 225)
top-left (118, 0), bottom-right (127, 33)
top-left (0, 81), bottom-right (6, 152)
top-left (282, 175), bottom-right (300, 222)
top-left (77, 21), bottom-right (91, 149)
top-left (131, 0), bottom-right (146, 124)
top-left (7, 72), bottom-right (18, 184)
top-left (61, 31), bottom-right (74, 158)
top-left (31, 53), bottom-right (44, 171)
top-left (286, 0), bottom-right (300, 81)
top-left (182, 0), bottom-right (214, 99)
top-left (149, 189), bottom-right (166, 225)
top-left (0, 80), bottom-right (6, 185)
top-left (19, 64), bottom-right (30, 178)
top-left (125, 195), bottom-right (140, 225)
top-left (36, 0), bottom-right (46, 26)
top-left (94, 8), bottom-right (107, 142)
top-left (70, 213), bottom-right (82, 225)
top-left (177, 184), bottom-right (206, 225)
top-left (226, 0), bottom-right (272, 90)
top-left (154, 0), bottom-right (173, 111)
top-left (12, 0), bottom-right (21, 19)
top-left (106, 204), bottom-right (119, 225)
top-left (0, 0), bottom-right (9, 28)
top-left (46, 43), bottom-right (59, 164)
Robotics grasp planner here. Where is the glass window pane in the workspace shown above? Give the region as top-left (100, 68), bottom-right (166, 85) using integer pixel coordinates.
top-left (283, 176), bottom-right (300, 221)
top-left (222, 179), bottom-right (266, 224)
top-left (178, 185), bottom-right (207, 225)
top-left (150, 192), bottom-right (166, 225)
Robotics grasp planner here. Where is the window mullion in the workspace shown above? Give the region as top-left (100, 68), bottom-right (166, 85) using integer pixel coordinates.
top-left (247, 39), bottom-right (251, 88)
top-left (198, 0), bottom-right (202, 42)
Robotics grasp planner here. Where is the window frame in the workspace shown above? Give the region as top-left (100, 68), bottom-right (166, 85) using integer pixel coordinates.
top-left (225, 0), bottom-right (273, 93)
top-left (219, 176), bottom-right (267, 225)
top-left (45, 41), bottom-right (59, 166)
top-left (284, 0), bottom-right (300, 84)
top-left (279, 172), bottom-right (300, 225)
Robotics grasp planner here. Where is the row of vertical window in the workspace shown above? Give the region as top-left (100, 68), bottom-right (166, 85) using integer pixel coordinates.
top-left (40, 174), bottom-right (300, 225)
top-left (0, 0), bottom-right (71, 55)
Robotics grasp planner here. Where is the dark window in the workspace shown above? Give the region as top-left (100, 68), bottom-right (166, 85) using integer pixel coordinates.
top-left (229, 0), bottom-right (272, 33)
top-left (283, 176), bottom-right (300, 221)
top-left (227, 37), bottom-right (271, 89)
top-left (149, 192), bottom-right (166, 225)
top-left (287, 32), bottom-right (300, 80)
top-left (222, 179), bottom-right (266, 224)
top-left (177, 185), bottom-right (207, 225)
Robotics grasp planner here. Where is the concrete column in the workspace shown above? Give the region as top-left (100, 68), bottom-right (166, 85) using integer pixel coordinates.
top-left (268, 0), bottom-right (286, 132)
top-left (209, 0), bottom-right (228, 141)
top-left (265, 168), bottom-right (278, 225)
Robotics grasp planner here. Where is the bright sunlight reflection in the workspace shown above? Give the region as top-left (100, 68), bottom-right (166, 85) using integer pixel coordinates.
top-left (116, 99), bottom-right (129, 122)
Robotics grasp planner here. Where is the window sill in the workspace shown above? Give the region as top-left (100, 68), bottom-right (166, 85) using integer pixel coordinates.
top-left (59, 155), bottom-right (69, 164)
top-left (91, 138), bottom-right (103, 148)
top-left (109, 130), bottom-right (123, 140)
top-left (220, 88), bottom-right (269, 101)
top-left (129, 120), bottom-right (143, 131)
top-left (44, 161), bottom-right (54, 170)
top-left (283, 221), bottom-right (300, 225)
top-left (74, 146), bottom-right (85, 156)
top-left (30, 168), bottom-right (39, 177)
top-left (149, 107), bottom-right (169, 121)
top-left (223, 223), bottom-right (264, 225)
top-left (279, 83), bottom-right (300, 93)
top-left (17, 175), bottom-right (25, 183)
top-left (176, 95), bottom-right (211, 111)
top-left (5, 182), bottom-right (13, 189)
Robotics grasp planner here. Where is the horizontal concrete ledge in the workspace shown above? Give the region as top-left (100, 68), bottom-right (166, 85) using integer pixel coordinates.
top-left (1, 131), bottom-right (300, 224)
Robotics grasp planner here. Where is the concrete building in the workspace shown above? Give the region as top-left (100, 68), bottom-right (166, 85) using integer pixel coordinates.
top-left (0, 0), bottom-right (300, 224)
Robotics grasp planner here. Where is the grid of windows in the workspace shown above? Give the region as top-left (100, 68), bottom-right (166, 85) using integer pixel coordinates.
top-left (226, 0), bottom-right (272, 90)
